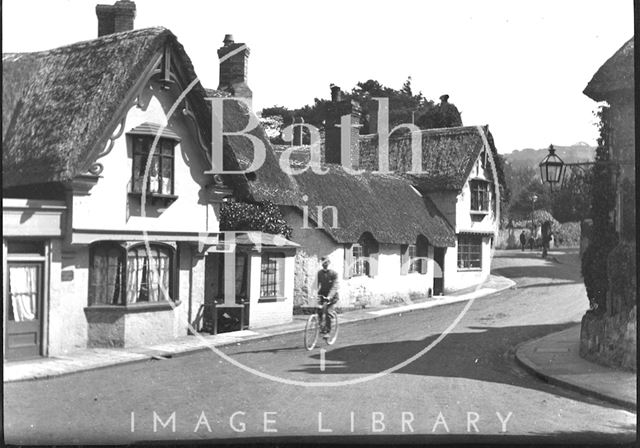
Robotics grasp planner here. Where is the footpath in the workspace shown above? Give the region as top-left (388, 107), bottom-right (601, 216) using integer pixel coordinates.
top-left (515, 325), bottom-right (636, 411)
top-left (5, 275), bottom-right (513, 383)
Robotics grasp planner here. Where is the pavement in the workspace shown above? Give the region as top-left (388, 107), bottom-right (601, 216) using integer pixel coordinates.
top-left (4, 274), bottom-right (514, 383)
top-left (515, 324), bottom-right (637, 411)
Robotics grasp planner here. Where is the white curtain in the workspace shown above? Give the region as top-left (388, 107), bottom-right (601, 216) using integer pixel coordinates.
top-left (9, 265), bottom-right (38, 322)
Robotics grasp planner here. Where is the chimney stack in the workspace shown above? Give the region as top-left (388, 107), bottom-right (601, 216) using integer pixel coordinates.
top-left (324, 84), bottom-right (362, 166)
top-left (217, 34), bottom-right (252, 100)
top-left (96, 0), bottom-right (136, 37)
top-left (330, 84), bottom-right (342, 102)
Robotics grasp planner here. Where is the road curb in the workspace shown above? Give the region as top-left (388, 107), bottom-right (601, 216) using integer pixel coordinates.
top-left (6, 276), bottom-right (515, 383)
top-left (514, 337), bottom-right (637, 412)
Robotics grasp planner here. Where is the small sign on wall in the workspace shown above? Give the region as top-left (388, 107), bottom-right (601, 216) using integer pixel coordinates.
top-left (61, 270), bottom-right (74, 282)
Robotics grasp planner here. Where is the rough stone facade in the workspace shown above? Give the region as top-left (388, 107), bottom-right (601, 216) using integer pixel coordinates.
top-left (580, 242), bottom-right (636, 371)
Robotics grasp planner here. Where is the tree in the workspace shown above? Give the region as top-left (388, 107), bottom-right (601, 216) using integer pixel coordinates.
top-left (550, 169), bottom-right (592, 223)
top-left (259, 78), bottom-right (462, 142)
top-left (581, 106), bottom-right (618, 314)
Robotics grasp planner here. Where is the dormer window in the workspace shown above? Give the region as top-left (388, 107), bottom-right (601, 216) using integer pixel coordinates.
top-left (128, 123), bottom-right (181, 205)
top-left (470, 179), bottom-right (490, 213)
top-left (132, 137), bottom-right (175, 195)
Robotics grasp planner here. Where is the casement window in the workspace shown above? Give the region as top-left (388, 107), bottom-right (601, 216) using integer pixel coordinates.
top-left (407, 244), bottom-right (418, 273)
top-left (346, 233), bottom-right (379, 278)
top-left (470, 179), bottom-right (490, 212)
top-left (89, 242), bottom-right (176, 306)
top-left (260, 252), bottom-right (285, 298)
top-left (401, 235), bottom-right (429, 275)
top-left (351, 243), bottom-right (366, 277)
top-left (457, 234), bottom-right (482, 270)
top-left (132, 136), bottom-right (176, 195)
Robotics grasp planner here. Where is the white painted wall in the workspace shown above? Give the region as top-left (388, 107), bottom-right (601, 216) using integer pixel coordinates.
top-left (247, 252), bottom-right (294, 328)
top-left (443, 236), bottom-right (492, 293)
top-left (72, 81), bottom-right (218, 234)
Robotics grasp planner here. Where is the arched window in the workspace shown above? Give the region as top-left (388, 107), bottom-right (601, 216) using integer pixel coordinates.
top-left (89, 242), bottom-right (175, 306)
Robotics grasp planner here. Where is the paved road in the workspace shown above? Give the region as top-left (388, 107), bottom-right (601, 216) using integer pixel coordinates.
top-left (4, 249), bottom-right (636, 444)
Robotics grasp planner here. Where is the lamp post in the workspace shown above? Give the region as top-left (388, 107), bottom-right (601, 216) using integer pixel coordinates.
top-left (538, 144), bottom-right (631, 188)
top-left (530, 194), bottom-right (538, 236)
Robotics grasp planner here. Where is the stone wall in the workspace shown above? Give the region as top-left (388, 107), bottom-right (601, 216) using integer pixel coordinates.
top-left (579, 241), bottom-right (636, 371)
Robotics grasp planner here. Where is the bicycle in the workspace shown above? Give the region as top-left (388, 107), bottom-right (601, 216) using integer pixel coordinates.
top-left (304, 295), bottom-right (339, 350)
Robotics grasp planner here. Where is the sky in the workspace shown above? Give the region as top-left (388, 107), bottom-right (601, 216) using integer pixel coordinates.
top-left (2, 0), bottom-right (633, 153)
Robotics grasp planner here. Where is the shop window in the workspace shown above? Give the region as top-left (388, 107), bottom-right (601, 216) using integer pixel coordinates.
top-left (457, 234), bottom-right (482, 270)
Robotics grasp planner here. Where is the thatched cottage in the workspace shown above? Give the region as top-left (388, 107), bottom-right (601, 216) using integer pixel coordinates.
top-left (2, 1), bottom-right (300, 360)
top-left (274, 91), bottom-right (502, 308)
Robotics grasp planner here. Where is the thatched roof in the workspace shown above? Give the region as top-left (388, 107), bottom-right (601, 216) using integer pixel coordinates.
top-left (358, 125), bottom-right (497, 193)
top-left (2, 28), bottom-right (297, 205)
top-left (584, 37), bottom-right (634, 102)
top-left (291, 166), bottom-right (455, 247)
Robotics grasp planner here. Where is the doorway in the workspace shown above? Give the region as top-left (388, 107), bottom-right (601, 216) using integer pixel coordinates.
top-left (433, 247), bottom-right (445, 296)
top-left (5, 260), bottom-right (44, 360)
top-left (203, 251), bottom-right (249, 333)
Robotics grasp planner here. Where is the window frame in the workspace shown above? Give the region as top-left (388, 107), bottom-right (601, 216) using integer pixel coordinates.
top-left (407, 244), bottom-right (420, 273)
top-left (469, 179), bottom-right (491, 213)
top-left (457, 234), bottom-right (483, 271)
top-left (88, 242), bottom-right (178, 308)
top-left (351, 243), bottom-right (366, 277)
top-left (259, 252), bottom-right (285, 300)
top-left (130, 135), bottom-right (178, 198)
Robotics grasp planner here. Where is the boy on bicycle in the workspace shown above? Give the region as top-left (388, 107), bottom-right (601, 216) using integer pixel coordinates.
top-left (317, 257), bottom-right (339, 335)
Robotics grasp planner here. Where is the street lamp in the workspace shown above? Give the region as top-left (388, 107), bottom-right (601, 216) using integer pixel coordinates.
top-left (539, 145), bottom-right (565, 189)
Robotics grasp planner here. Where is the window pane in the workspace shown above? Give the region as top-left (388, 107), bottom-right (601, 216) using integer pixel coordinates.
top-left (161, 140), bottom-right (174, 156)
top-left (161, 157), bottom-right (172, 194)
top-left (126, 245), bottom-right (172, 303)
top-left (8, 265), bottom-right (39, 321)
top-left (90, 246), bottom-right (123, 305)
top-left (260, 253), bottom-right (283, 297)
top-left (148, 156), bottom-right (160, 193)
top-left (457, 235), bottom-right (482, 269)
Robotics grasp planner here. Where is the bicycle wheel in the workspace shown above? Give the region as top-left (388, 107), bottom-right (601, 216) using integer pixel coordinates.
top-left (325, 311), bottom-right (339, 345)
top-left (304, 313), bottom-right (320, 350)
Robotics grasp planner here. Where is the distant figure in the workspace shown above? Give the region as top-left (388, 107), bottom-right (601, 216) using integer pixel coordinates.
top-left (519, 231), bottom-right (526, 251)
top-left (528, 236), bottom-right (535, 251)
top-left (542, 232), bottom-right (553, 258)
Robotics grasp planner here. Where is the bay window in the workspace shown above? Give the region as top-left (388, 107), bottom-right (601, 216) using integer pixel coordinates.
top-left (89, 242), bottom-right (176, 306)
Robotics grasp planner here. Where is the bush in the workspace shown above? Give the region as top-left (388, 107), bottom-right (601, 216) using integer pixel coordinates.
top-left (220, 201), bottom-right (292, 238)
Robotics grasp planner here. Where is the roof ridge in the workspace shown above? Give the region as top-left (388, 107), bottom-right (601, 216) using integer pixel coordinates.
top-left (2, 27), bottom-right (170, 57)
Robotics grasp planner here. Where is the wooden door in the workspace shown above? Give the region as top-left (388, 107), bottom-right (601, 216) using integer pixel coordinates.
top-left (5, 262), bottom-right (43, 360)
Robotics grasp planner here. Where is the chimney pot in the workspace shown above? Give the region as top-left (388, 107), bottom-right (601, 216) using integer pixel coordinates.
top-left (223, 34), bottom-right (234, 46)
